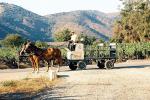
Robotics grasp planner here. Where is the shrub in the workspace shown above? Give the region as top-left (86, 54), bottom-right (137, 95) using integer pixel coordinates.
top-left (79, 33), bottom-right (96, 45)
top-left (35, 40), bottom-right (48, 48)
top-left (1, 34), bottom-right (25, 47)
top-left (117, 42), bottom-right (150, 60)
top-left (54, 29), bottom-right (71, 42)
top-left (2, 80), bottom-right (17, 87)
top-left (0, 47), bottom-right (19, 68)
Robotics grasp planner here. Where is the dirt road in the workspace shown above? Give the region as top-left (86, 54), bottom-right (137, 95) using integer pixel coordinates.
top-left (1, 60), bottom-right (150, 100)
top-left (31, 60), bottom-right (150, 100)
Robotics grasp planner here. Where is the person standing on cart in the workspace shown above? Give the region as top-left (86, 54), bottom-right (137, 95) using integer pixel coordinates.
top-left (68, 31), bottom-right (79, 51)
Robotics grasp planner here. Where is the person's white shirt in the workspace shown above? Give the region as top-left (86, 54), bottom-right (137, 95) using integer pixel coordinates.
top-left (71, 34), bottom-right (78, 42)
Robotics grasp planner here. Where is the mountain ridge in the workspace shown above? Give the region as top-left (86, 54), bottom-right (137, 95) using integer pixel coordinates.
top-left (46, 10), bottom-right (117, 40)
top-left (0, 3), bottom-right (119, 41)
top-left (0, 3), bottom-right (51, 41)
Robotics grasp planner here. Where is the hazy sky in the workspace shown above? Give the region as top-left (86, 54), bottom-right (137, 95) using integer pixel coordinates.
top-left (0, 0), bottom-right (122, 15)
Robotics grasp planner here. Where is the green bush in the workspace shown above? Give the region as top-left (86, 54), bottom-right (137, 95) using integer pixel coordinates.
top-left (79, 34), bottom-right (96, 45)
top-left (0, 47), bottom-right (19, 60)
top-left (1, 34), bottom-right (25, 47)
top-left (35, 40), bottom-right (48, 48)
top-left (117, 42), bottom-right (150, 60)
top-left (85, 42), bottom-right (150, 61)
top-left (2, 80), bottom-right (17, 87)
top-left (0, 47), bottom-right (19, 68)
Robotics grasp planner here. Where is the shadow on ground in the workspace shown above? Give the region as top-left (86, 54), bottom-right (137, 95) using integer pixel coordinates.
top-left (114, 65), bottom-right (150, 69)
top-left (60, 64), bottom-right (150, 72)
top-left (0, 87), bottom-right (81, 100)
top-left (0, 92), bottom-right (34, 100)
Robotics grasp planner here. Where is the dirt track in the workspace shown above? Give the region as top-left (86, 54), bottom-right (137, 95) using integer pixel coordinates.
top-left (1, 60), bottom-right (150, 100)
top-left (32, 60), bottom-right (150, 100)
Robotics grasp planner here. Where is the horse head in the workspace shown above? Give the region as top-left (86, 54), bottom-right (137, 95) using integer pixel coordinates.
top-left (19, 41), bottom-right (33, 56)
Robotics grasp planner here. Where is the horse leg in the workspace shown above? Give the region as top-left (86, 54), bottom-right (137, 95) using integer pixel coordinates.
top-left (46, 60), bottom-right (55, 72)
top-left (56, 58), bottom-right (62, 72)
top-left (32, 61), bottom-right (36, 73)
top-left (51, 60), bottom-right (54, 68)
top-left (35, 58), bottom-right (39, 73)
top-left (32, 60), bottom-right (36, 73)
top-left (45, 61), bottom-right (50, 72)
top-left (36, 62), bottom-right (39, 73)
top-left (29, 56), bottom-right (36, 73)
top-left (57, 65), bottom-right (60, 72)
top-left (34, 61), bottom-right (37, 73)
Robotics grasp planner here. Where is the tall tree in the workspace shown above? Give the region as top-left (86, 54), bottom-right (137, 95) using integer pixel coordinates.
top-left (54, 29), bottom-right (72, 42)
top-left (113, 0), bottom-right (150, 43)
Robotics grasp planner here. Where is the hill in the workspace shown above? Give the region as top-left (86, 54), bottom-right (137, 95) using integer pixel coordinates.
top-left (46, 10), bottom-right (117, 40)
top-left (0, 3), bottom-right (119, 41)
top-left (0, 3), bottom-right (51, 41)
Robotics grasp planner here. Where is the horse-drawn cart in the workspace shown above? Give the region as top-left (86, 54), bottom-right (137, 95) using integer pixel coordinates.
top-left (66, 43), bottom-right (117, 70)
top-left (18, 41), bottom-right (117, 71)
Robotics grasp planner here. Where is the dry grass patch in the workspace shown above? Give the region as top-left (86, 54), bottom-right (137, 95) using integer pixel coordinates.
top-left (0, 77), bottom-right (59, 94)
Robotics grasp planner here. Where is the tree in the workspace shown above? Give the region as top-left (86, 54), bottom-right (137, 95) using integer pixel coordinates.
top-left (113, 0), bottom-right (150, 43)
top-left (35, 40), bottom-right (48, 48)
top-left (79, 33), bottom-right (96, 45)
top-left (54, 29), bottom-right (72, 42)
top-left (1, 34), bottom-right (25, 47)
top-left (99, 38), bottom-right (105, 43)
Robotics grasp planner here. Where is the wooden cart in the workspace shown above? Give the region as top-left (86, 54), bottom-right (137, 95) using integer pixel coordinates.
top-left (67, 43), bottom-right (117, 70)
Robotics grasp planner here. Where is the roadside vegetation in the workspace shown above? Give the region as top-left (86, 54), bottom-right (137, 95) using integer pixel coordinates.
top-left (0, 34), bottom-right (48, 69)
top-left (0, 32), bottom-right (150, 69)
top-left (0, 77), bottom-right (58, 95)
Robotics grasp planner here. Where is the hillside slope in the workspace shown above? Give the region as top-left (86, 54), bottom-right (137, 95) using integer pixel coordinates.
top-left (46, 10), bottom-right (117, 40)
top-left (0, 3), bottom-right (51, 41)
top-left (0, 3), bottom-right (119, 41)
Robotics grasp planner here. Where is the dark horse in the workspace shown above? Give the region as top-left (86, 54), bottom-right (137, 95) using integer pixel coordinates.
top-left (19, 41), bottom-right (62, 72)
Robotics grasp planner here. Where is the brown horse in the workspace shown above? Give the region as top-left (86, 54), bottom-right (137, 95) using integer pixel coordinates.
top-left (19, 41), bottom-right (62, 72)
top-left (28, 54), bottom-right (38, 72)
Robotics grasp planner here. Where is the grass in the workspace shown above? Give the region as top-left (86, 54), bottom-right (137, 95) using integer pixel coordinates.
top-left (2, 80), bottom-right (17, 87)
top-left (0, 77), bottom-right (59, 94)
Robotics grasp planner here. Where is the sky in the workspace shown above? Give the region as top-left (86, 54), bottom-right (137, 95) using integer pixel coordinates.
top-left (0, 0), bottom-right (122, 15)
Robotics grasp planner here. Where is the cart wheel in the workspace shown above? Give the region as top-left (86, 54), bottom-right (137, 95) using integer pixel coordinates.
top-left (69, 62), bottom-right (77, 70)
top-left (77, 61), bottom-right (86, 70)
top-left (105, 60), bottom-right (114, 69)
top-left (97, 60), bottom-right (105, 69)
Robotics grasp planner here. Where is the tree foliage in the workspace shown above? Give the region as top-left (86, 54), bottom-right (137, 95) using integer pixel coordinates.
top-left (54, 29), bottom-right (72, 42)
top-left (54, 28), bottom-right (96, 45)
top-left (79, 33), bottom-right (96, 45)
top-left (0, 34), bottom-right (25, 47)
top-left (113, 0), bottom-right (150, 43)
top-left (35, 40), bottom-right (48, 48)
